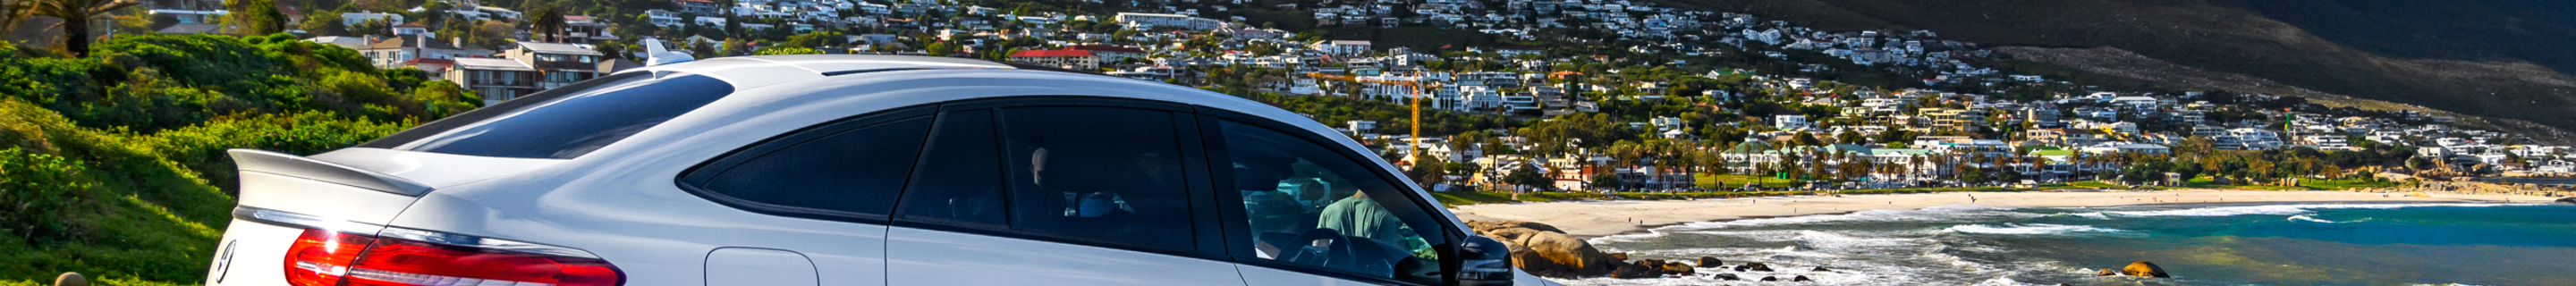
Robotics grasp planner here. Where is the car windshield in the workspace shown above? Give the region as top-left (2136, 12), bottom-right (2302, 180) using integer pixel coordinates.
top-left (357, 72), bottom-right (735, 159)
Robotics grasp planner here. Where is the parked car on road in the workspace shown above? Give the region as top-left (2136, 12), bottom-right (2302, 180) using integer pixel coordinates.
top-left (204, 55), bottom-right (1550, 286)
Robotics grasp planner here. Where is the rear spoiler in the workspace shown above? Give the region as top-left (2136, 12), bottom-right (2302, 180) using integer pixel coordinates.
top-left (230, 149), bottom-right (432, 196)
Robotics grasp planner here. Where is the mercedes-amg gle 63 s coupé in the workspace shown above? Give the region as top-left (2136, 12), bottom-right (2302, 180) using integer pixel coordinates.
top-left (206, 55), bottom-right (1549, 286)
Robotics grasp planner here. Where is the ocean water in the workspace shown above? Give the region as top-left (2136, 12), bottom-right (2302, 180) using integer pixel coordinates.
top-left (1552, 203), bottom-right (2576, 286)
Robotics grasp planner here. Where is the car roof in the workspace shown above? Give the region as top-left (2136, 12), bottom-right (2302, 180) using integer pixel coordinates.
top-left (611, 56), bottom-right (1411, 191)
top-left (624, 55), bottom-right (1313, 132)
top-left (404, 55), bottom-right (1474, 235)
top-left (626, 55), bottom-right (1015, 90)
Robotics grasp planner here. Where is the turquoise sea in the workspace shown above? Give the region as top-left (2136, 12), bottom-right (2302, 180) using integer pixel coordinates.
top-left (1552, 203), bottom-right (2576, 286)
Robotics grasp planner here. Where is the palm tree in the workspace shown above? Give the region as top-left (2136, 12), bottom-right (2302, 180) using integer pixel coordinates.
top-left (31, 0), bottom-right (134, 57)
top-left (530, 4), bottom-right (565, 42)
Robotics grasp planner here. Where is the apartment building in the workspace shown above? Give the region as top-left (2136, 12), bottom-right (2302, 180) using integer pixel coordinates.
top-left (505, 42), bottom-right (606, 89)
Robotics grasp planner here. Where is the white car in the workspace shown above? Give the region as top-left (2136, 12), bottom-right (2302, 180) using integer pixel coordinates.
top-left (205, 55), bottom-right (1554, 286)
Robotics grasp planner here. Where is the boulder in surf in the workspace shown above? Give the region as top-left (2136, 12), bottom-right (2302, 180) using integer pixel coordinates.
top-left (1659, 261), bottom-right (1694, 275)
top-left (2123, 261), bottom-right (2170, 278)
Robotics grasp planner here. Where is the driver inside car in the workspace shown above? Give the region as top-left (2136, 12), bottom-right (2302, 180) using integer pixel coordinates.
top-left (1238, 156), bottom-right (1436, 279)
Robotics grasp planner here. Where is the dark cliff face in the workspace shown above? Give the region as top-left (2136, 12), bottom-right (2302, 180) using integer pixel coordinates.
top-left (1658, 0), bottom-right (2576, 136)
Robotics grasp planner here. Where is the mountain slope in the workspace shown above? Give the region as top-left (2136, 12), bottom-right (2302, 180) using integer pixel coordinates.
top-left (2241, 0), bottom-right (2576, 74)
top-left (1656, 0), bottom-right (2576, 143)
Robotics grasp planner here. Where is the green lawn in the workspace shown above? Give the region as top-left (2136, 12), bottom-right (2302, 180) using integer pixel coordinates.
top-left (2175, 176), bottom-right (2394, 190)
top-left (2060, 181), bottom-right (2125, 189)
top-left (1695, 173), bottom-right (1803, 189)
top-left (2299, 178), bottom-right (2399, 190)
top-left (1431, 191), bottom-right (1517, 206)
top-left (2037, 181), bottom-right (2177, 190)
top-left (1431, 191), bottom-right (1608, 206)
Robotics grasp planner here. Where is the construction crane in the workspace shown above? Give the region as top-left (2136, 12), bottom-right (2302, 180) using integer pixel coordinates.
top-left (1305, 72), bottom-right (1443, 166)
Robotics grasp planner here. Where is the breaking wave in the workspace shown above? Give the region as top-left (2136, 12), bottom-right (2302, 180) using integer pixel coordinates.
top-left (1667, 206), bottom-right (2035, 229)
top-left (2101, 203), bottom-right (2519, 218)
top-left (1944, 223), bottom-right (2127, 235)
top-left (2287, 214), bottom-right (2336, 223)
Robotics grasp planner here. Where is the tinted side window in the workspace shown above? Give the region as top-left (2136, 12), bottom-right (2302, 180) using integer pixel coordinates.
top-left (895, 110), bottom-right (1007, 228)
top-left (999, 106), bottom-right (1195, 251)
top-left (1218, 120), bottom-right (1445, 285)
top-left (699, 117), bottom-right (933, 220)
top-left (369, 72), bottom-right (735, 159)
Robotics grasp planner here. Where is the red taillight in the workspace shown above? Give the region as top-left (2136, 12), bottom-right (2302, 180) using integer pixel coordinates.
top-left (343, 237), bottom-right (623, 286)
top-left (286, 229), bottom-right (376, 286)
top-left (284, 228), bottom-right (622, 286)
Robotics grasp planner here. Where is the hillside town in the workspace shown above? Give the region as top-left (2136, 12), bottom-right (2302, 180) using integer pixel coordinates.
top-left (128, 0), bottom-right (2576, 193)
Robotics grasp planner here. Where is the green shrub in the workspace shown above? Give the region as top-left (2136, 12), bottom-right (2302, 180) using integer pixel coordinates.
top-left (0, 33), bottom-right (470, 285)
top-left (139, 112), bottom-right (407, 196)
top-left (753, 46), bottom-right (824, 55)
top-left (0, 147), bottom-right (93, 243)
top-left (0, 99), bottom-right (224, 282)
top-left (1, 34), bottom-right (479, 133)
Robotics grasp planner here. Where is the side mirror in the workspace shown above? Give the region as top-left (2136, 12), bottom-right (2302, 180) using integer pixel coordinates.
top-left (1456, 235), bottom-right (1513, 286)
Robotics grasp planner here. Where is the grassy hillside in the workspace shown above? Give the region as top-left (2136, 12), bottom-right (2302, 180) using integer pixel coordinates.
top-left (0, 34), bottom-right (463, 285)
top-left (1655, 0), bottom-right (2576, 143)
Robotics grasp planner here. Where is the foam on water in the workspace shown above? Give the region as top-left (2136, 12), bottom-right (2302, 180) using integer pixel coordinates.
top-left (2100, 203), bottom-right (2519, 218)
top-left (1671, 206), bottom-right (2033, 229)
top-left (1968, 276), bottom-right (2053, 286)
top-left (1560, 203), bottom-right (2560, 285)
top-left (1590, 206), bottom-right (2035, 244)
top-left (1944, 223), bottom-right (2127, 235)
top-left (2050, 212), bottom-right (2112, 219)
top-left (2286, 214), bottom-right (2336, 223)
top-left (1667, 230), bottom-right (1929, 249)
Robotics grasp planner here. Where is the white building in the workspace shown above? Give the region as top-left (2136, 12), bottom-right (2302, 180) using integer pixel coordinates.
top-left (646, 10), bottom-right (685, 27)
top-left (2218, 128), bottom-right (2285, 150)
top-left (1114, 12), bottom-right (1224, 30)
top-left (1313, 40), bottom-right (1373, 55)
top-left (1773, 114), bottom-right (1810, 130)
top-left (1649, 117), bottom-right (1685, 131)
top-left (1503, 91), bottom-right (1539, 113)
top-left (2302, 135), bottom-right (2349, 148)
top-left (447, 58), bottom-right (538, 105)
top-left (1347, 121), bottom-right (1378, 135)
top-left (1457, 85), bottom-right (1503, 111)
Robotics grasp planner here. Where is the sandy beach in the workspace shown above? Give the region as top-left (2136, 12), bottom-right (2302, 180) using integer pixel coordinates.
top-left (1448, 189), bottom-right (2563, 238)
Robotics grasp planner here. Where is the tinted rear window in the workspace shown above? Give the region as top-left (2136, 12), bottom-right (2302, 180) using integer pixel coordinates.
top-left (895, 109), bottom-right (1009, 228)
top-left (358, 72), bottom-right (735, 158)
top-left (700, 117), bottom-right (933, 220)
top-left (998, 106), bottom-right (1196, 251)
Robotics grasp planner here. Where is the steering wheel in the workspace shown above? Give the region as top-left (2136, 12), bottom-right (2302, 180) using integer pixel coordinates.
top-left (1278, 229), bottom-right (1347, 265)
top-left (1276, 229), bottom-right (1398, 277)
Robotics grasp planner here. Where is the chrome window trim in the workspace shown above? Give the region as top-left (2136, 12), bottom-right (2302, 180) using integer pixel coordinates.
top-left (374, 227), bottom-right (605, 259)
top-left (230, 206), bottom-right (605, 259)
top-left (232, 206), bottom-right (386, 234)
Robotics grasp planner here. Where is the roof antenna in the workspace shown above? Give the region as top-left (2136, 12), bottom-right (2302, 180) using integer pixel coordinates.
top-left (643, 38), bottom-right (695, 66)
